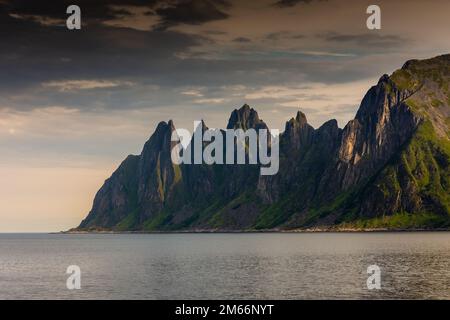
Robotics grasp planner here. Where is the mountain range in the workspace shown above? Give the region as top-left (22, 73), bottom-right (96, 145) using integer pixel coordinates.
top-left (75, 54), bottom-right (450, 231)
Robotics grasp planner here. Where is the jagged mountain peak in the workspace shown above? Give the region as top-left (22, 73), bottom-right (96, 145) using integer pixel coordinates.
top-left (294, 110), bottom-right (308, 126)
top-left (401, 53), bottom-right (450, 71)
top-left (198, 119), bottom-right (208, 130)
top-left (355, 54), bottom-right (449, 124)
top-left (151, 120), bottom-right (176, 138)
top-left (282, 110), bottom-right (315, 151)
top-left (141, 120), bottom-right (176, 155)
top-left (227, 104), bottom-right (267, 130)
top-left (377, 74), bottom-right (390, 84)
top-left (318, 119), bottom-right (339, 132)
top-left (389, 53), bottom-right (450, 137)
top-left (285, 110), bottom-right (311, 131)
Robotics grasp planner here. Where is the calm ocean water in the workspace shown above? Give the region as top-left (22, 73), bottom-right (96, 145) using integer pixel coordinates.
top-left (0, 232), bottom-right (449, 299)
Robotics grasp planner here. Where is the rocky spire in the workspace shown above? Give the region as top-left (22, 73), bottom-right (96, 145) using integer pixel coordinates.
top-left (226, 104), bottom-right (268, 130)
top-left (283, 110), bottom-right (315, 150)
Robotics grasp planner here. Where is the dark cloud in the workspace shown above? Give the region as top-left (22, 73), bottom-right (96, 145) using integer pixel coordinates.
top-left (232, 37), bottom-right (251, 43)
top-left (154, 0), bottom-right (230, 30)
top-left (264, 31), bottom-right (304, 41)
top-left (2, 0), bottom-right (149, 22)
top-left (319, 32), bottom-right (411, 48)
top-left (1, 0), bottom-right (231, 30)
top-left (0, 9), bottom-right (206, 93)
top-left (0, 0), bottom-right (411, 113)
top-left (203, 29), bottom-right (228, 35)
top-left (274, 0), bottom-right (327, 7)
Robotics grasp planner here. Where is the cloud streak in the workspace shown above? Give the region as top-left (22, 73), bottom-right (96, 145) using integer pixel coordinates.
top-left (319, 32), bottom-right (412, 48)
top-left (42, 80), bottom-right (134, 92)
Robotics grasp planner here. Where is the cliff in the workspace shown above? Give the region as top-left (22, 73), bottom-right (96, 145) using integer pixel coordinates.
top-left (77, 54), bottom-right (450, 231)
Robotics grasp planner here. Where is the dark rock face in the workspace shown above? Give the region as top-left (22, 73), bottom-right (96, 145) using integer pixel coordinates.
top-left (79, 121), bottom-right (182, 229)
top-left (335, 75), bottom-right (421, 190)
top-left (227, 104), bottom-right (268, 130)
top-left (79, 154), bottom-right (140, 229)
top-left (135, 120), bottom-right (181, 221)
top-left (77, 54), bottom-right (450, 231)
top-left (283, 111), bottom-right (315, 151)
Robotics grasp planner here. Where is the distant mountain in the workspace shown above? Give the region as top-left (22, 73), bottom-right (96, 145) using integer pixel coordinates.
top-left (76, 54), bottom-right (450, 231)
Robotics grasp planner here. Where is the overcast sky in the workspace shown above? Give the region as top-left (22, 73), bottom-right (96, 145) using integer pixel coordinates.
top-left (0, 0), bottom-right (449, 231)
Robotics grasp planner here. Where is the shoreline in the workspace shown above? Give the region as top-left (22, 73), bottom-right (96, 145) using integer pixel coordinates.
top-left (58, 227), bottom-right (450, 234)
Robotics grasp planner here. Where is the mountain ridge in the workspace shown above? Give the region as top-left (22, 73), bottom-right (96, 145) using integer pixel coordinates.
top-left (76, 54), bottom-right (450, 231)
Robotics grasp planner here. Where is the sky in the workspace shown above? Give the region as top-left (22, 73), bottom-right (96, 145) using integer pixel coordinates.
top-left (0, 0), bottom-right (449, 232)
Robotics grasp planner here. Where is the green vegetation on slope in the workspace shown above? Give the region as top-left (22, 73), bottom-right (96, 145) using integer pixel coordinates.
top-left (337, 120), bottom-right (450, 229)
top-left (339, 212), bottom-right (450, 229)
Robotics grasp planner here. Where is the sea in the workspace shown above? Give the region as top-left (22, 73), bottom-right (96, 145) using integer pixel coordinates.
top-left (0, 232), bottom-right (449, 299)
